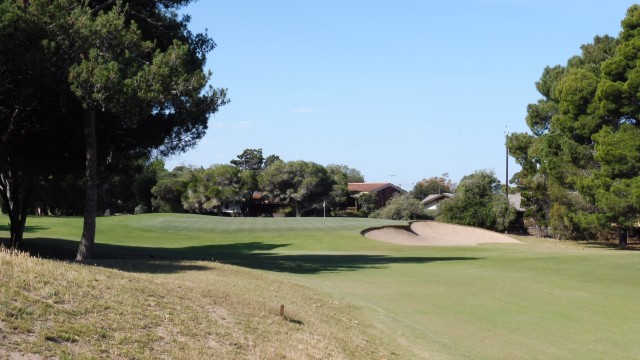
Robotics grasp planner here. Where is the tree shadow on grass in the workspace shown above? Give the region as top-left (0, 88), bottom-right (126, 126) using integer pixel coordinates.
top-left (579, 241), bottom-right (640, 251)
top-left (20, 237), bottom-right (481, 275)
top-left (0, 224), bottom-right (50, 233)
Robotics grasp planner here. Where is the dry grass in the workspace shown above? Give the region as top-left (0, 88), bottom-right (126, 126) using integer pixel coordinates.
top-left (0, 248), bottom-right (391, 359)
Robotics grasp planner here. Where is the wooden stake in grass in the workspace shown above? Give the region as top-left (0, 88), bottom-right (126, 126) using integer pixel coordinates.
top-left (280, 304), bottom-right (285, 317)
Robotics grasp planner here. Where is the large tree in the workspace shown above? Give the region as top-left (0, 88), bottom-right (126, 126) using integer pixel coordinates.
top-left (230, 148), bottom-right (265, 171)
top-left (258, 160), bottom-right (332, 217)
top-left (586, 6), bottom-right (640, 243)
top-left (508, 5), bottom-right (640, 244)
top-left (230, 148), bottom-right (281, 214)
top-left (507, 33), bottom-right (618, 240)
top-left (182, 164), bottom-right (247, 214)
top-left (0, 3), bottom-right (42, 247)
top-left (325, 164), bottom-right (365, 210)
top-left (0, 1), bottom-right (82, 247)
top-left (22, 0), bottom-right (227, 259)
top-left (151, 165), bottom-right (193, 213)
top-left (588, 125), bottom-right (640, 244)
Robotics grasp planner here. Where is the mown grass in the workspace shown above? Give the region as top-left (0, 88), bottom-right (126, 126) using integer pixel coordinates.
top-left (4, 214), bottom-right (640, 359)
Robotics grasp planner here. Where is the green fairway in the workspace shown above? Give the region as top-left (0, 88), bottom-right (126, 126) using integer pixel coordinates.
top-left (9, 214), bottom-right (640, 359)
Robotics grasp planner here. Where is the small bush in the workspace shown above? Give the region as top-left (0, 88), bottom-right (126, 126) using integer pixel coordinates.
top-left (357, 192), bottom-right (379, 215)
top-left (369, 193), bottom-right (425, 220)
top-left (134, 205), bottom-right (148, 215)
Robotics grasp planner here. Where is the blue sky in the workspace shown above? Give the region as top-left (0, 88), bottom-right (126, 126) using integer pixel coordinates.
top-left (167, 1), bottom-right (638, 189)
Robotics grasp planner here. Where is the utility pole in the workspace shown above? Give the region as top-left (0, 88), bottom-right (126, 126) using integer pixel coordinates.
top-left (505, 129), bottom-right (509, 202)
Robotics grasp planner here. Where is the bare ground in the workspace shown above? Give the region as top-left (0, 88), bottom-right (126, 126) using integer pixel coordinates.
top-left (363, 221), bottom-right (522, 246)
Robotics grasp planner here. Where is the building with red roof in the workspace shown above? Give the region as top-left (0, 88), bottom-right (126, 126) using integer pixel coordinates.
top-left (348, 182), bottom-right (406, 209)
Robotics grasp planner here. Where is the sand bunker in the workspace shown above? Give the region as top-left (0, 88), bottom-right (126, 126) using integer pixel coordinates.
top-left (363, 221), bottom-right (521, 246)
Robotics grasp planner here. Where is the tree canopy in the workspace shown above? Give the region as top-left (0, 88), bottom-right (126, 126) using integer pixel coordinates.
top-left (258, 160), bottom-right (333, 217)
top-left (0, 1), bottom-right (82, 247)
top-left (0, 0), bottom-right (227, 257)
top-left (230, 148), bottom-right (266, 171)
top-left (508, 5), bottom-right (640, 244)
top-left (148, 155), bottom-right (367, 217)
top-left (411, 174), bottom-right (455, 200)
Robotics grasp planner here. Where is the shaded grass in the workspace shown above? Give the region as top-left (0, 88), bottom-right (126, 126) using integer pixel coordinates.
top-left (20, 237), bottom-right (479, 274)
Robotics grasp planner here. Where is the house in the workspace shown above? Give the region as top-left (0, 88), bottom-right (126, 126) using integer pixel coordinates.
top-left (420, 193), bottom-right (454, 210)
top-left (507, 193), bottom-right (524, 212)
top-left (348, 182), bottom-right (406, 209)
top-left (421, 192), bottom-right (525, 212)
top-left (508, 192), bottom-right (528, 233)
top-left (220, 202), bottom-right (242, 216)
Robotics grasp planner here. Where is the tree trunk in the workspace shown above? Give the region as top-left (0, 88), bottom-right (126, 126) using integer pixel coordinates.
top-left (294, 200), bottom-right (300, 217)
top-left (11, 184), bottom-right (30, 247)
top-left (10, 201), bottom-right (27, 248)
top-left (0, 174), bottom-right (14, 248)
top-left (76, 106), bottom-right (97, 261)
top-left (618, 226), bottom-right (628, 247)
top-left (0, 166), bottom-right (32, 248)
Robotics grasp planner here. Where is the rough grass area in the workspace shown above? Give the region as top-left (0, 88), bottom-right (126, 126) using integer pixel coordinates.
top-left (0, 248), bottom-right (392, 359)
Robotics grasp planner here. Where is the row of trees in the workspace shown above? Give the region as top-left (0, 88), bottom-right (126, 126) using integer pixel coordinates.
top-left (150, 158), bottom-right (470, 221)
top-left (11, 142), bottom-right (463, 222)
top-left (0, 1), bottom-right (227, 259)
top-left (507, 5), bottom-right (640, 244)
top-left (150, 149), bottom-right (366, 217)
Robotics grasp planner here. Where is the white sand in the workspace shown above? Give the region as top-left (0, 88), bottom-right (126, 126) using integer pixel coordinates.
top-left (363, 221), bottom-right (521, 246)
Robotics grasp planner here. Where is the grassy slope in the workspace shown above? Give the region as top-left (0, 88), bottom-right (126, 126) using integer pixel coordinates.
top-left (5, 214), bottom-right (640, 359)
top-left (0, 250), bottom-right (392, 359)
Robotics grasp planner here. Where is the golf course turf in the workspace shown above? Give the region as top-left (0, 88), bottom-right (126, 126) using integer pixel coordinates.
top-left (6, 213), bottom-right (640, 359)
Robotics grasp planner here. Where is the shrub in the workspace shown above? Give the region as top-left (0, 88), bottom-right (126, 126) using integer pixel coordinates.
top-left (357, 192), bottom-right (379, 215)
top-left (369, 193), bottom-right (425, 220)
top-left (134, 205), bottom-right (148, 215)
top-left (437, 170), bottom-right (518, 232)
top-left (490, 196), bottom-right (517, 233)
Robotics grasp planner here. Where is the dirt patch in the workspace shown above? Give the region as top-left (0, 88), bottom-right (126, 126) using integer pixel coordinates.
top-left (5, 352), bottom-right (46, 360)
top-left (363, 221), bottom-right (521, 246)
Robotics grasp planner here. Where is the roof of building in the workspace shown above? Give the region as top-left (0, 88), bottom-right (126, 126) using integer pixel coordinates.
top-left (348, 182), bottom-right (406, 194)
top-left (252, 191), bottom-right (264, 200)
top-left (420, 193), bottom-right (454, 206)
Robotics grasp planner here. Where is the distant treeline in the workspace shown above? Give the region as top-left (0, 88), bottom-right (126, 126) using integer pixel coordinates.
top-left (20, 149), bottom-right (366, 218)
